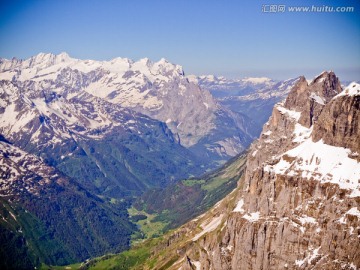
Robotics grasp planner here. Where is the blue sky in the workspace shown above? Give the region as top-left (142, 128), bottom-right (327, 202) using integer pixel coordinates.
top-left (0, 0), bottom-right (359, 80)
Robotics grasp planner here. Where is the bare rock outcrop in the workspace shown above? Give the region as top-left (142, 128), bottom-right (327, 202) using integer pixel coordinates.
top-left (312, 90), bottom-right (360, 157)
top-left (285, 71), bottom-right (342, 128)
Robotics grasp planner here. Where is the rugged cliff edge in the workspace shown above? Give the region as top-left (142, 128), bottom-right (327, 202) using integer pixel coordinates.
top-left (99, 72), bottom-right (359, 270)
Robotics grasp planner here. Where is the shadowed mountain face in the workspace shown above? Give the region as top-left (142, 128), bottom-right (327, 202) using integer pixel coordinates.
top-left (0, 140), bottom-right (136, 268)
top-left (87, 72), bottom-right (360, 270)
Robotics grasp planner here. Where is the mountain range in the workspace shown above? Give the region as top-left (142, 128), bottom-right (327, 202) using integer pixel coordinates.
top-left (190, 75), bottom-right (305, 135)
top-left (0, 53), bottom-right (258, 163)
top-left (85, 71), bottom-right (360, 270)
top-left (2, 53), bottom-right (358, 269)
top-left (0, 53), bottom-right (276, 267)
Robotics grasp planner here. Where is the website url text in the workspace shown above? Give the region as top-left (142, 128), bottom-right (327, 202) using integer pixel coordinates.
top-left (262, 5), bottom-right (355, 13)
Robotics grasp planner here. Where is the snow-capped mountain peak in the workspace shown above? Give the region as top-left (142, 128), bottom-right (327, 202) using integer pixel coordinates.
top-left (25, 52), bottom-right (73, 68)
top-left (242, 76), bottom-right (272, 84)
top-left (0, 53), bottom-right (184, 83)
top-left (192, 74), bottom-right (276, 93)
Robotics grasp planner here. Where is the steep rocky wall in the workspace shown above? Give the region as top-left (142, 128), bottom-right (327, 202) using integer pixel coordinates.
top-left (191, 170), bottom-right (359, 270)
top-left (312, 94), bottom-right (360, 157)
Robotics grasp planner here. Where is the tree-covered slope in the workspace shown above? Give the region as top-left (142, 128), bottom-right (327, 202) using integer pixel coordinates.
top-left (0, 140), bottom-right (136, 268)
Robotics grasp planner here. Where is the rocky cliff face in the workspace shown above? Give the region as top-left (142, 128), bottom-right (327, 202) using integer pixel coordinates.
top-left (285, 72), bottom-right (342, 128)
top-left (312, 82), bottom-right (360, 159)
top-left (131, 72), bottom-right (359, 270)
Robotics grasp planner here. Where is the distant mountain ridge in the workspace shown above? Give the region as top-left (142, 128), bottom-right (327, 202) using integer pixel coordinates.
top-left (1, 53), bottom-right (256, 162)
top-left (187, 74), bottom-right (275, 98)
top-left (189, 74), bottom-right (301, 136)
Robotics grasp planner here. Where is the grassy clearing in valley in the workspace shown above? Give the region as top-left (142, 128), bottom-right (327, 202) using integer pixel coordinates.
top-left (128, 207), bottom-right (168, 243)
